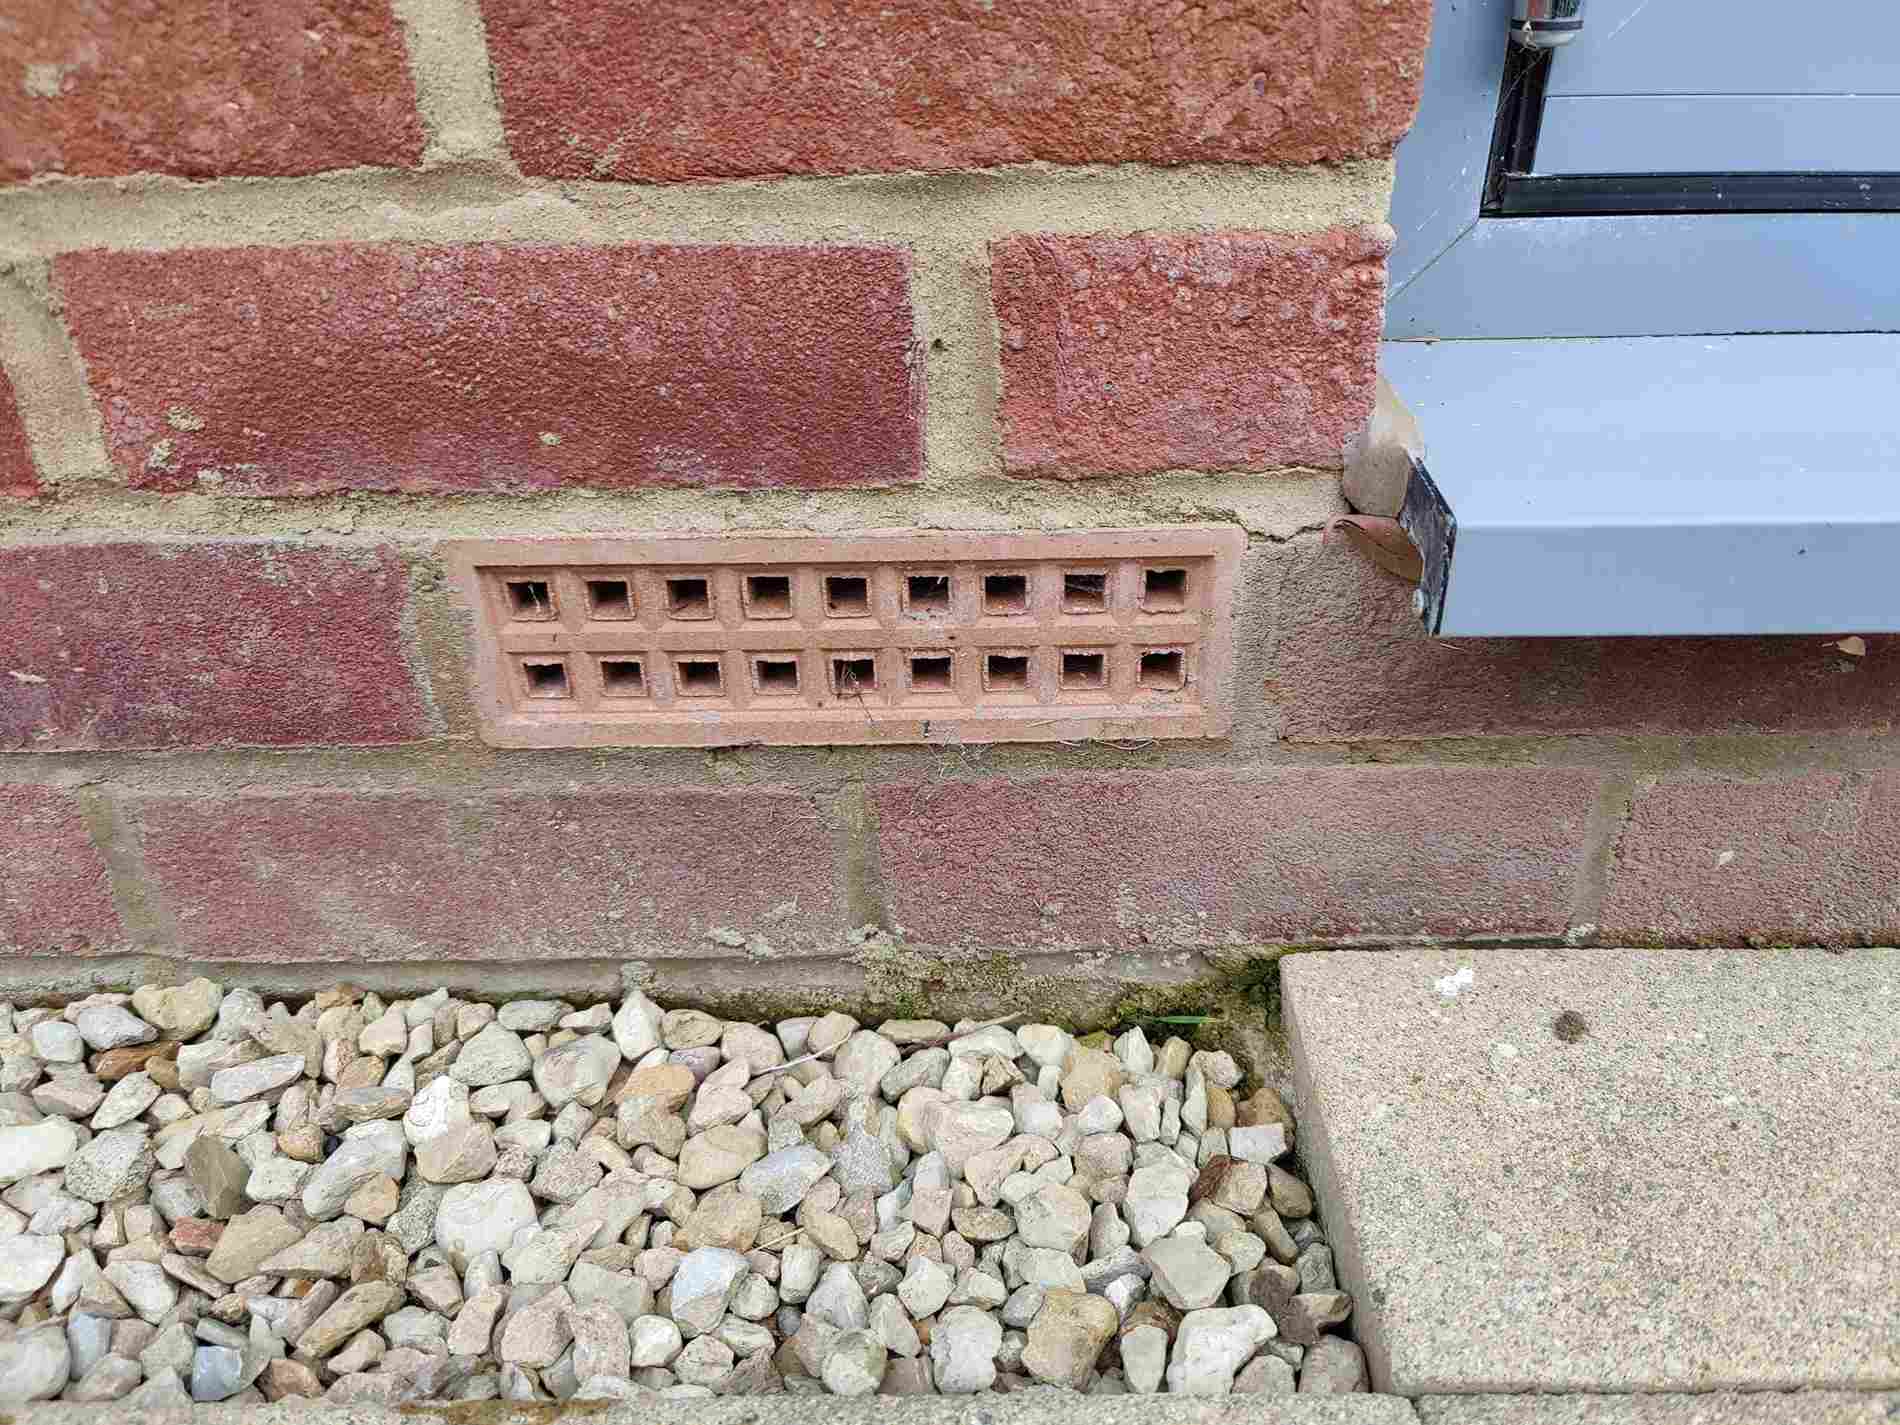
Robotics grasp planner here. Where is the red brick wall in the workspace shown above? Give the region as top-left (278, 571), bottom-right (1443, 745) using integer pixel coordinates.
top-left (0, 369), bottom-right (34, 499)
top-left (4, 1), bottom-right (1887, 967)
top-left (992, 230), bottom-right (1391, 478)
top-left (2, 0), bottom-right (423, 181)
top-left (477, 0), bottom-right (1428, 179)
top-left (59, 243), bottom-right (922, 495)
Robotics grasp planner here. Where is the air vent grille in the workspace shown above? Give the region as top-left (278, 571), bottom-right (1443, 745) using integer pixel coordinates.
top-left (447, 530), bottom-right (1242, 747)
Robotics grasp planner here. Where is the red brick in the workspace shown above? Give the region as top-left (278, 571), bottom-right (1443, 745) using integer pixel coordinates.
top-left (1271, 540), bottom-right (1900, 739)
top-left (0, 542), bottom-right (430, 750)
top-left (993, 229), bottom-right (1388, 478)
top-left (1600, 773), bottom-right (1900, 947)
top-left (481, 0), bottom-right (1430, 181)
top-left (2, 0), bottom-right (423, 182)
top-left (1, 785), bottom-right (124, 955)
top-left (0, 369), bottom-right (34, 499)
top-left (56, 243), bottom-right (921, 495)
top-left (133, 787), bottom-right (847, 961)
top-left (872, 767), bottom-right (1598, 946)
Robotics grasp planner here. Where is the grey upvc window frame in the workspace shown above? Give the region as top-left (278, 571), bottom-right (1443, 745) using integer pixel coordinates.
top-left (1385, 0), bottom-right (1900, 340)
top-left (1378, 0), bottom-right (1900, 637)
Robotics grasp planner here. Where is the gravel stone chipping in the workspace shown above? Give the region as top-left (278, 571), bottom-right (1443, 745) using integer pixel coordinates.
top-left (0, 983), bottom-right (1364, 1405)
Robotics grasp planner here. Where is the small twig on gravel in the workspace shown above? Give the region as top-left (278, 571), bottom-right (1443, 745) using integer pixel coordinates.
top-left (910, 1012), bottom-right (1023, 1052)
top-left (755, 1012), bottom-right (1025, 1075)
top-left (755, 1043), bottom-right (843, 1076)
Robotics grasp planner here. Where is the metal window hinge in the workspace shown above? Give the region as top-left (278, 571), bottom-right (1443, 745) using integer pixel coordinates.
top-left (1511, 0), bottom-right (1586, 48)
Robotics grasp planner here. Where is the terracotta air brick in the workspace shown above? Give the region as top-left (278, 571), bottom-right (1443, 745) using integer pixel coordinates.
top-left (55, 243), bottom-right (922, 496)
top-left (1270, 540), bottom-right (1900, 739)
top-left (0, 369), bottom-right (34, 498)
top-left (1600, 773), bottom-right (1900, 947)
top-left (1, 0), bottom-right (424, 182)
top-left (446, 529), bottom-right (1242, 748)
top-left (1, 785), bottom-right (124, 955)
top-left (131, 787), bottom-right (849, 962)
top-left (479, 0), bottom-right (1431, 180)
top-left (871, 766), bottom-right (1600, 948)
top-left (0, 542), bottom-right (430, 750)
top-left (992, 229), bottom-right (1390, 479)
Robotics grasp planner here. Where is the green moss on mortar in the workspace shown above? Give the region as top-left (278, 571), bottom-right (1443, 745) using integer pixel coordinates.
top-left (611, 931), bottom-right (1304, 1086)
top-left (828, 933), bottom-right (1296, 1083)
top-left (0, 934), bottom-right (1309, 1084)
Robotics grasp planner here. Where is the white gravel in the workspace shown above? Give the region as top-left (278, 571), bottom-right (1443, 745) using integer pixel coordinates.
top-left (0, 983), bottom-right (1366, 1405)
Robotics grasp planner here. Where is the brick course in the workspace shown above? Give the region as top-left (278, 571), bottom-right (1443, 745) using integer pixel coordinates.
top-left (1601, 773), bottom-right (1900, 947)
top-left (0, 370), bottom-right (34, 498)
top-left (56, 243), bottom-right (922, 496)
top-left (131, 787), bottom-right (849, 961)
top-left (0, 542), bottom-right (430, 750)
top-left (1, 0), bottom-right (424, 182)
top-left (872, 766), bottom-right (1599, 947)
top-left (0, 785), bottom-right (123, 955)
top-left (4, 0), bottom-right (1886, 966)
top-left (480, 0), bottom-right (1431, 182)
top-left (993, 229), bottom-right (1388, 478)
top-left (1269, 541), bottom-right (1900, 739)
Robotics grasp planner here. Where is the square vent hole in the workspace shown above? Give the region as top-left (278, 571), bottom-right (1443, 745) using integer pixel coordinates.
top-left (522, 658), bottom-right (570, 698)
top-left (905, 573), bottom-right (951, 617)
top-left (1062, 571), bottom-right (1109, 613)
top-left (665, 577), bottom-right (713, 620)
top-left (585, 578), bottom-right (633, 620)
top-left (983, 572), bottom-right (1029, 616)
top-left (1143, 567), bottom-right (1189, 612)
top-left (753, 656), bottom-right (800, 696)
top-left (1060, 651), bottom-right (1108, 689)
top-left (505, 579), bottom-right (555, 621)
top-left (909, 654), bottom-right (954, 693)
top-left (744, 574), bottom-right (793, 620)
top-left (598, 658), bottom-right (646, 696)
top-left (674, 657), bottom-right (724, 696)
top-left (825, 575), bottom-right (872, 618)
top-left (831, 655), bottom-right (877, 696)
top-left (984, 653), bottom-right (1031, 691)
top-left (1139, 649), bottom-right (1185, 691)
top-left (454, 531), bottom-right (1237, 745)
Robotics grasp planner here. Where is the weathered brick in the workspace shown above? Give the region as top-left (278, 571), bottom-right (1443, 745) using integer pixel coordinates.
top-left (2, 0), bottom-right (423, 181)
top-left (133, 787), bottom-right (848, 961)
top-left (1270, 540), bottom-right (1900, 739)
top-left (481, 0), bottom-right (1430, 180)
top-left (872, 767), bottom-right (1599, 947)
top-left (0, 542), bottom-right (430, 750)
top-left (993, 229), bottom-right (1388, 478)
top-left (56, 243), bottom-right (922, 495)
top-left (1601, 773), bottom-right (1900, 947)
top-left (0, 785), bottom-right (123, 955)
top-left (0, 369), bottom-right (33, 498)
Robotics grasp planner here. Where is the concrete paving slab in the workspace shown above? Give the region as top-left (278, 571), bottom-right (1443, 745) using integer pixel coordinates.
top-left (1284, 948), bottom-right (1900, 1394)
top-left (1419, 1394), bottom-right (1900, 1425)
top-left (14, 1399), bottom-right (1421, 1425)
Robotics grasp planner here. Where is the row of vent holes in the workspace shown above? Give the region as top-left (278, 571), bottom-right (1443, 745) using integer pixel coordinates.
top-left (504, 568), bottom-right (1191, 623)
top-left (521, 648), bottom-right (1186, 700)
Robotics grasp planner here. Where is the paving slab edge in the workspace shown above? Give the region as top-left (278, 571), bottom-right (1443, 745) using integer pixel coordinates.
top-left (1283, 955), bottom-right (1391, 1393)
top-left (1417, 1392), bottom-right (1900, 1424)
top-left (1281, 948), bottom-right (1900, 1395)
